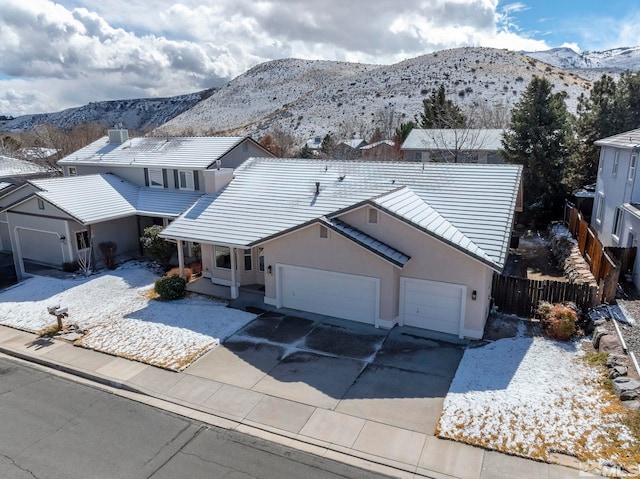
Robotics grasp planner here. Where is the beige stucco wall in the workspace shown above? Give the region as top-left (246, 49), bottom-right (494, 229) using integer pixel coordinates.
top-left (337, 207), bottom-right (494, 336)
top-left (261, 224), bottom-right (399, 320)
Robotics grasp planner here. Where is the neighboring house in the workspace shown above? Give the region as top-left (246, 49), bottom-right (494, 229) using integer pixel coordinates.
top-left (0, 156), bottom-right (59, 253)
top-left (360, 140), bottom-right (398, 160)
top-left (402, 129), bottom-right (505, 163)
top-left (334, 139), bottom-right (366, 160)
top-left (590, 128), bottom-right (640, 286)
top-left (161, 159), bottom-right (522, 339)
top-left (2, 129), bottom-right (274, 276)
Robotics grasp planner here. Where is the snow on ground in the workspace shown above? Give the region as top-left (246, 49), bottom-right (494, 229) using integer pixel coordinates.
top-left (0, 262), bottom-right (256, 371)
top-left (437, 336), bottom-right (635, 464)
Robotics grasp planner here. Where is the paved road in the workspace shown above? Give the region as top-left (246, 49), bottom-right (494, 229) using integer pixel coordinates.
top-left (0, 357), bottom-right (391, 479)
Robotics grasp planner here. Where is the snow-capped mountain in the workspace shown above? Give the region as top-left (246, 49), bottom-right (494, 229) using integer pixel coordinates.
top-left (0, 89), bottom-right (216, 133)
top-left (155, 47), bottom-right (592, 139)
top-left (523, 46), bottom-right (640, 75)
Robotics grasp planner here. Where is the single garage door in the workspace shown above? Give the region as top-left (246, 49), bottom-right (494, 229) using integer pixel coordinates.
top-left (279, 265), bottom-right (378, 324)
top-left (401, 277), bottom-right (465, 335)
top-left (17, 229), bottom-right (64, 266)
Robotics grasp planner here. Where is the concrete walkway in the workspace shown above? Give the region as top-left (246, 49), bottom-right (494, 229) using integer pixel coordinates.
top-left (0, 325), bottom-right (584, 479)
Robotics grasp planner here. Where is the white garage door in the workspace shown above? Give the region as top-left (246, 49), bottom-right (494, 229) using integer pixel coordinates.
top-left (17, 229), bottom-right (64, 266)
top-left (279, 265), bottom-right (378, 324)
top-left (401, 277), bottom-right (465, 335)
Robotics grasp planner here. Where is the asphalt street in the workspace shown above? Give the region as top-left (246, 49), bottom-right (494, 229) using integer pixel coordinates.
top-left (0, 356), bottom-right (391, 479)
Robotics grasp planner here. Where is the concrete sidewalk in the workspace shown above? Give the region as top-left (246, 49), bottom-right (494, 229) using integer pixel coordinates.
top-left (0, 325), bottom-right (582, 479)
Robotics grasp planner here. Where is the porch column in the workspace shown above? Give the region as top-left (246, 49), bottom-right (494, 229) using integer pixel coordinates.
top-left (177, 239), bottom-right (185, 278)
top-left (230, 247), bottom-right (238, 299)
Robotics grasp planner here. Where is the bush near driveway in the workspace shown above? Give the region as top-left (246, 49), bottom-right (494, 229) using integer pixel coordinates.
top-left (154, 275), bottom-right (186, 300)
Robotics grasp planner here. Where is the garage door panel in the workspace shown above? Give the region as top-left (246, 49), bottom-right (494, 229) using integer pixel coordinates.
top-left (280, 266), bottom-right (378, 324)
top-left (18, 229), bottom-right (63, 266)
top-left (402, 278), bottom-right (464, 335)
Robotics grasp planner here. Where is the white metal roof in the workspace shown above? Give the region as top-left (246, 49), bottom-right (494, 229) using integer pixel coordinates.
top-left (0, 156), bottom-right (54, 177)
top-left (161, 158), bottom-right (522, 269)
top-left (360, 140), bottom-right (394, 150)
top-left (595, 128), bottom-right (640, 149)
top-left (58, 136), bottom-right (248, 169)
top-left (324, 217), bottom-right (410, 267)
top-left (29, 174), bottom-right (202, 224)
top-left (402, 129), bottom-right (505, 152)
top-left (340, 139), bottom-right (366, 149)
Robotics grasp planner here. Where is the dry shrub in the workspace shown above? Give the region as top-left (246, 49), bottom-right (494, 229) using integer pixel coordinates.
top-left (188, 261), bottom-right (202, 276)
top-left (166, 267), bottom-right (192, 283)
top-left (537, 301), bottom-right (578, 341)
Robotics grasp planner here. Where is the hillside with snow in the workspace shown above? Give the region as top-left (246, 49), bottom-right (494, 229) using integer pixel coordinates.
top-left (155, 47), bottom-right (592, 140)
top-left (524, 46), bottom-right (640, 72)
top-left (0, 89), bottom-right (216, 133)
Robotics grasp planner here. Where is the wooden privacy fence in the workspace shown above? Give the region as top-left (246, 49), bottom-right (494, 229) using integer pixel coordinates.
top-left (492, 274), bottom-right (598, 318)
top-left (564, 202), bottom-right (636, 303)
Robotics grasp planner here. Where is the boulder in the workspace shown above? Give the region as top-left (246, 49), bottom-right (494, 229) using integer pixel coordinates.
top-left (593, 318), bottom-right (608, 328)
top-left (592, 326), bottom-right (610, 349)
top-left (606, 354), bottom-right (629, 368)
top-left (608, 365), bottom-right (628, 379)
top-left (612, 377), bottom-right (640, 401)
top-left (598, 334), bottom-right (624, 354)
top-left (622, 400), bottom-right (640, 412)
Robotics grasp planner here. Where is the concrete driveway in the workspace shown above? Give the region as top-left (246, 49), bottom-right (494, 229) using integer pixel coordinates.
top-left (186, 309), bottom-right (465, 436)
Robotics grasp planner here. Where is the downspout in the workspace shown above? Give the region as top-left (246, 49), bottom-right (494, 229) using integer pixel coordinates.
top-left (88, 225), bottom-right (95, 270)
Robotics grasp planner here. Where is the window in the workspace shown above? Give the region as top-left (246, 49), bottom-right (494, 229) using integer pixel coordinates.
top-left (612, 207), bottom-right (624, 239)
top-left (612, 151), bottom-right (619, 177)
top-left (595, 193), bottom-right (604, 224)
top-left (76, 230), bottom-right (90, 250)
top-left (368, 208), bottom-right (378, 224)
top-left (68, 167), bottom-right (77, 176)
top-left (319, 225), bottom-right (328, 238)
top-left (629, 154), bottom-right (638, 181)
top-left (214, 246), bottom-right (231, 269)
top-left (414, 152), bottom-right (422, 161)
top-left (244, 249), bottom-right (252, 270)
top-left (178, 170), bottom-right (195, 190)
top-left (37, 198), bottom-right (45, 210)
top-left (149, 169), bottom-right (164, 188)
top-left (258, 247), bottom-right (264, 272)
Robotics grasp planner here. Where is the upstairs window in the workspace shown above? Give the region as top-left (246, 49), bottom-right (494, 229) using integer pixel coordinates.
top-left (595, 193), bottom-right (605, 224)
top-left (612, 207), bottom-right (624, 239)
top-left (178, 170), bottom-right (195, 190)
top-left (149, 169), bottom-right (164, 188)
top-left (629, 154), bottom-right (638, 181)
top-left (414, 152), bottom-right (422, 161)
top-left (612, 151), bottom-right (619, 177)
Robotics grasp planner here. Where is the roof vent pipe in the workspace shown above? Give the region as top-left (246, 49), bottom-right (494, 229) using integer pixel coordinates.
top-left (315, 181), bottom-right (320, 195)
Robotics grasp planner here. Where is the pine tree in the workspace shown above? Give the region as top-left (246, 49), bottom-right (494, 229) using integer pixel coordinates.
top-left (501, 76), bottom-right (577, 225)
top-left (418, 85), bottom-right (466, 129)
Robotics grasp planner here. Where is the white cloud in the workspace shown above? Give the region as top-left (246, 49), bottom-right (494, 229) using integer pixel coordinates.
top-left (0, 0), bottom-right (618, 117)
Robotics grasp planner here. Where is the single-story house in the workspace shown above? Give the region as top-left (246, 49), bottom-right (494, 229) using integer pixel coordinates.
top-left (161, 159), bottom-right (522, 339)
top-left (402, 128), bottom-right (505, 163)
top-left (360, 140), bottom-right (399, 160)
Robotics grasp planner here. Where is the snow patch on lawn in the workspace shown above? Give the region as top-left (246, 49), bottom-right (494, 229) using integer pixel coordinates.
top-left (0, 262), bottom-right (257, 371)
top-left (437, 337), bottom-right (635, 463)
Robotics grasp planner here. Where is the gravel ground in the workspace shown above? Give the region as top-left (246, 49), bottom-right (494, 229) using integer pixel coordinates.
top-left (612, 299), bottom-right (640, 366)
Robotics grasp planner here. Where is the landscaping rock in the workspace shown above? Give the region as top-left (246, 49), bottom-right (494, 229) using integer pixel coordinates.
top-left (598, 334), bottom-right (624, 354)
top-left (606, 354), bottom-right (628, 368)
top-left (593, 318), bottom-right (608, 327)
top-left (608, 365), bottom-right (628, 379)
top-left (592, 326), bottom-right (610, 349)
top-left (622, 400), bottom-right (640, 412)
top-left (612, 377), bottom-right (640, 401)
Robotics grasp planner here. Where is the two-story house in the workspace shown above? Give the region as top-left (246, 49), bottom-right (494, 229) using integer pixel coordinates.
top-left (401, 128), bottom-right (505, 163)
top-left (1, 129), bottom-right (273, 278)
top-left (591, 128), bottom-right (640, 286)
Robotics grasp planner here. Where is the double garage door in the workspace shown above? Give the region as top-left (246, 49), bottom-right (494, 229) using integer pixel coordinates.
top-left (17, 229), bottom-right (64, 266)
top-left (279, 265), bottom-right (378, 325)
top-left (278, 265), bottom-right (466, 336)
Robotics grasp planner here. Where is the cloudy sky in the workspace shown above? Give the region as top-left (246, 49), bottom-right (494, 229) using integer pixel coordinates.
top-left (1, 0), bottom-right (638, 116)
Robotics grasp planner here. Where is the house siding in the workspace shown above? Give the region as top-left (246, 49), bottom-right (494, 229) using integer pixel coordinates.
top-left (338, 208), bottom-right (493, 336)
top-left (89, 216), bottom-right (140, 266)
top-left (217, 141), bottom-right (270, 169)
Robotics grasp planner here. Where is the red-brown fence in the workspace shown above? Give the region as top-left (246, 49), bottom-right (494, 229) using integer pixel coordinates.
top-left (492, 274), bottom-right (598, 318)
